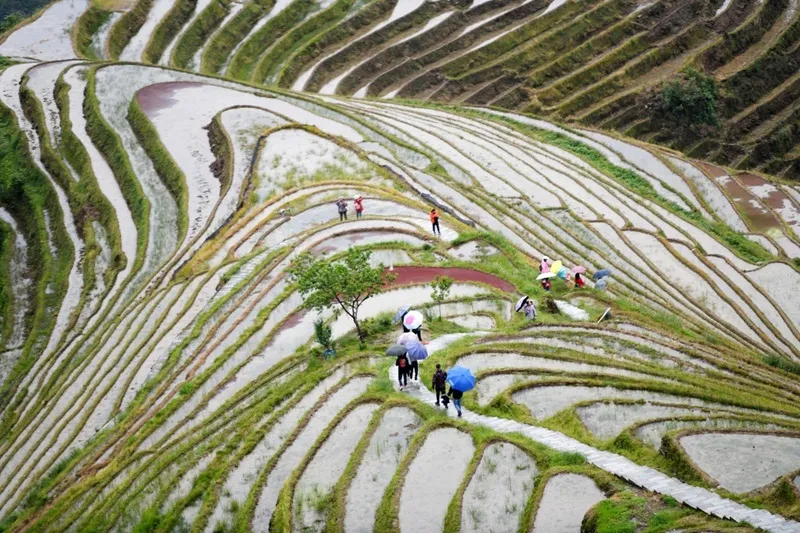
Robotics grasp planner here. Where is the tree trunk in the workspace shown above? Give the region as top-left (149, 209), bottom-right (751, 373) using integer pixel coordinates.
top-left (353, 318), bottom-right (364, 340)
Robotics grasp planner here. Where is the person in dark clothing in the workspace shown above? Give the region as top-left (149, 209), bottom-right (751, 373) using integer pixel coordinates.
top-left (336, 198), bottom-right (348, 221)
top-left (396, 354), bottom-right (409, 388)
top-left (430, 208), bottom-right (441, 237)
top-left (432, 364), bottom-right (447, 406)
top-left (448, 386), bottom-right (463, 417)
top-left (409, 359), bottom-right (419, 381)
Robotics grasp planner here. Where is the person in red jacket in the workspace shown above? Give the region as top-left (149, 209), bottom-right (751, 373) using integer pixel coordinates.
top-left (354, 195), bottom-right (364, 219)
top-left (430, 208), bottom-right (441, 237)
top-left (574, 272), bottom-right (585, 288)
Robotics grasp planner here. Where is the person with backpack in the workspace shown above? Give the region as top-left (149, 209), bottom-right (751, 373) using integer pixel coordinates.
top-left (432, 364), bottom-right (447, 406)
top-left (336, 198), bottom-right (348, 221)
top-left (430, 208), bottom-right (441, 237)
top-left (448, 386), bottom-right (463, 417)
top-left (396, 353), bottom-right (410, 389)
top-left (354, 195), bottom-right (364, 219)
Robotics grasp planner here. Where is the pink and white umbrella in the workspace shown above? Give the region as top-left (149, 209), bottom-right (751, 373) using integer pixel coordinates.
top-left (571, 266), bottom-right (586, 274)
top-left (403, 310), bottom-right (423, 330)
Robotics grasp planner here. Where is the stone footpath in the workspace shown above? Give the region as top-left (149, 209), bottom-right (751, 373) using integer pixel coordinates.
top-left (393, 367), bottom-right (800, 533)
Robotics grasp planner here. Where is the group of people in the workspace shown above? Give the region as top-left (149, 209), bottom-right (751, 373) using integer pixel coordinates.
top-left (336, 195), bottom-right (364, 221)
top-left (394, 307), bottom-right (464, 417)
top-left (334, 196), bottom-right (443, 238)
top-left (538, 256), bottom-right (586, 292)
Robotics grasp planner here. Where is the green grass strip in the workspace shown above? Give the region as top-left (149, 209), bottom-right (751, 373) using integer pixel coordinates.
top-left (272, 0), bottom-right (376, 88)
top-left (83, 67), bottom-right (149, 276)
top-left (0, 222), bottom-right (11, 350)
top-left (143, 0), bottom-right (198, 64)
top-left (107, 0), bottom-right (156, 60)
top-left (127, 97), bottom-right (189, 245)
top-left (73, 6), bottom-right (113, 60)
top-left (171, 0), bottom-right (230, 68)
top-left (0, 102), bottom-right (69, 434)
top-left (201, 0), bottom-right (275, 75)
top-left (235, 0), bottom-right (317, 83)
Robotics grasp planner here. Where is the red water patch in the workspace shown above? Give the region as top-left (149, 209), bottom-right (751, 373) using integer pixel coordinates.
top-left (387, 266), bottom-right (515, 292)
top-left (737, 173), bottom-right (793, 213)
top-left (707, 172), bottom-right (781, 232)
top-left (136, 81), bottom-right (205, 115)
top-left (697, 162), bottom-right (727, 178)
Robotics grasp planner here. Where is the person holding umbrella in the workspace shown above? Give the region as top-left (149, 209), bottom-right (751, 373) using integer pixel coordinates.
top-left (537, 271), bottom-right (555, 291)
top-left (446, 366), bottom-right (476, 418)
top-left (404, 340), bottom-right (428, 382)
top-left (572, 266), bottom-right (586, 288)
top-left (402, 310), bottom-right (424, 342)
top-left (387, 344), bottom-right (410, 389)
top-left (516, 295), bottom-right (536, 320)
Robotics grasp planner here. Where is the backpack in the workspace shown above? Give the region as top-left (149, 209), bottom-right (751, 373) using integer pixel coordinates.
top-left (398, 358), bottom-right (407, 368)
top-left (433, 370), bottom-right (447, 388)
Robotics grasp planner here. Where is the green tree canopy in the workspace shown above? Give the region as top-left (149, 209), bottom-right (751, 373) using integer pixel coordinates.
top-left (658, 68), bottom-right (720, 137)
top-left (288, 248), bottom-right (396, 341)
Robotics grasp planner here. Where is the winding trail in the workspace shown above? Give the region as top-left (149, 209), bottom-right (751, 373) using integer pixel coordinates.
top-left (393, 334), bottom-right (800, 533)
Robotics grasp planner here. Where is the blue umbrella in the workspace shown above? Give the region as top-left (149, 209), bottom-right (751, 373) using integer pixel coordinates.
top-left (593, 269), bottom-right (611, 280)
top-left (394, 305), bottom-right (411, 324)
top-left (446, 366), bottom-right (476, 392)
top-left (557, 267), bottom-right (568, 280)
top-left (406, 340), bottom-right (428, 361)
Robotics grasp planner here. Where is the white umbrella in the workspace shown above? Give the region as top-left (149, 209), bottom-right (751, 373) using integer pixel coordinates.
top-left (536, 272), bottom-right (556, 281)
top-left (397, 332), bottom-right (418, 345)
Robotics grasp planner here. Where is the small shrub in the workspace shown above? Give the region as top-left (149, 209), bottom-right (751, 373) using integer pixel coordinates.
top-left (313, 318), bottom-right (334, 352)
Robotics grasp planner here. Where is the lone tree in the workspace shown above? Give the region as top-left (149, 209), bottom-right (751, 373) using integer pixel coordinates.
top-left (430, 275), bottom-right (454, 319)
top-left (288, 248), bottom-right (396, 342)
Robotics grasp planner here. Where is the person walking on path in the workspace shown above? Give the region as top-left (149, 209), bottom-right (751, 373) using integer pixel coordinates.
top-left (409, 359), bottom-right (419, 381)
top-left (354, 195), bottom-right (364, 219)
top-left (448, 386), bottom-right (463, 417)
top-left (524, 299), bottom-right (537, 320)
top-left (432, 364), bottom-right (447, 406)
top-left (336, 198), bottom-right (348, 221)
top-left (396, 353), bottom-right (410, 389)
top-left (430, 208), bottom-right (441, 237)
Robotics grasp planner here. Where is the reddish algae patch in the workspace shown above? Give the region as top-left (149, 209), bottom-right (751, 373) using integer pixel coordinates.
top-left (387, 266), bottom-right (515, 292)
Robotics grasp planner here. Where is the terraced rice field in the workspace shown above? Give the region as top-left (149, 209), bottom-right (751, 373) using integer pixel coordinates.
top-left (1, 4), bottom-right (800, 531)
